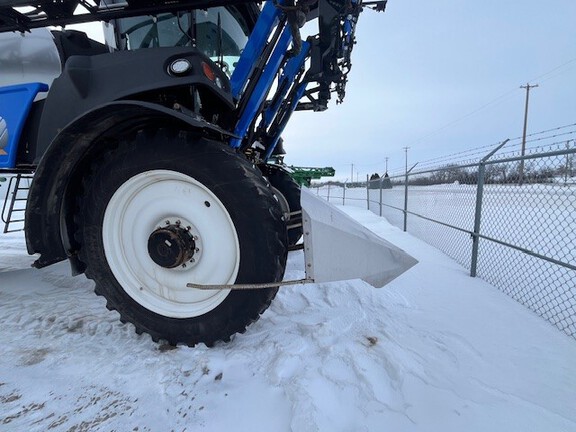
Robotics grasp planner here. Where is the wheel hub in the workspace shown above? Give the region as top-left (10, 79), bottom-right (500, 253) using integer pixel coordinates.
top-left (147, 224), bottom-right (196, 269)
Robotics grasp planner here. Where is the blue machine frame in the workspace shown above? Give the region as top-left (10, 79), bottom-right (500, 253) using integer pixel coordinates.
top-left (228, 0), bottom-right (367, 160)
top-left (0, 0), bottom-right (376, 170)
top-left (229, 0), bottom-right (308, 156)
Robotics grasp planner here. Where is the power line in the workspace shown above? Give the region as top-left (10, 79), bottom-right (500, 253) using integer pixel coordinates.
top-left (397, 122), bottom-right (576, 169)
top-left (399, 57), bottom-right (576, 150)
top-left (404, 90), bottom-right (518, 148)
top-left (351, 123), bottom-right (576, 170)
top-left (389, 123), bottom-right (576, 172)
top-left (527, 57), bottom-right (576, 84)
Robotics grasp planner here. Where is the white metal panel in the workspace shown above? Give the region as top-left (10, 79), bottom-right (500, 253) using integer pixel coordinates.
top-left (301, 188), bottom-right (417, 288)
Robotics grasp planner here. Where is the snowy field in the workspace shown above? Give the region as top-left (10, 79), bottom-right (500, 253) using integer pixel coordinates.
top-left (323, 184), bottom-right (576, 266)
top-left (321, 184), bottom-right (576, 337)
top-left (1, 201), bottom-right (575, 431)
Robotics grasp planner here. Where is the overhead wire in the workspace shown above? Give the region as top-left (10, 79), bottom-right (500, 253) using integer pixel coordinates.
top-left (372, 58), bottom-right (576, 173)
top-left (384, 123), bottom-right (576, 175)
top-left (403, 57), bottom-right (576, 149)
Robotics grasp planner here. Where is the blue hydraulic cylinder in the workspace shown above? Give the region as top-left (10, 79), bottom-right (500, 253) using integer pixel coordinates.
top-left (229, 26), bottom-right (293, 149)
top-left (230, 1), bottom-right (283, 99)
top-left (263, 81), bottom-right (308, 161)
top-left (262, 41), bottom-right (310, 127)
top-left (0, 83), bottom-right (49, 169)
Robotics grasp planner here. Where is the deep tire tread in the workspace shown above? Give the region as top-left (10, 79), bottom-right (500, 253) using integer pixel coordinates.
top-left (265, 167), bottom-right (302, 246)
top-left (75, 129), bottom-right (287, 346)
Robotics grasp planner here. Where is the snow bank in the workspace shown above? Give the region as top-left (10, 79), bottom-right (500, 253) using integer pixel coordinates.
top-left (1, 207), bottom-right (575, 431)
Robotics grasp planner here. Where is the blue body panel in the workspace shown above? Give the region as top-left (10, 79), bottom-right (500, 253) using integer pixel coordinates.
top-left (0, 83), bottom-right (48, 169)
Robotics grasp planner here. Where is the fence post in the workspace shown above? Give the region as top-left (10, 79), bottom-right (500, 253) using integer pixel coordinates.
top-left (366, 174), bottom-right (369, 210)
top-left (471, 164), bottom-right (485, 277)
top-left (343, 181), bottom-right (346, 205)
top-left (403, 163), bottom-right (418, 232)
top-left (327, 184), bottom-right (331, 202)
top-left (379, 178), bottom-right (383, 217)
top-left (403, 172), bottom-right (408, 231)
top-left (470, 139), bottom-right (509, 277)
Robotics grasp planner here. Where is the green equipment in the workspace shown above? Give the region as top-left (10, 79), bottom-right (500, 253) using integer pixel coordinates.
top-left (289, 166), bottom-right (336, 186)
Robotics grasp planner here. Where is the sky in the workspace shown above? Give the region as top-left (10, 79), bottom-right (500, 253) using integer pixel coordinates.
top-left (70, 0), bottom-right (576, 181)
top-left (281, 0), bottom-right (576, 180)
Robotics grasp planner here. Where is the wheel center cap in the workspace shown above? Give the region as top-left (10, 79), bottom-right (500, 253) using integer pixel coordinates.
top-left (148, 224), bottom-right (196, 269)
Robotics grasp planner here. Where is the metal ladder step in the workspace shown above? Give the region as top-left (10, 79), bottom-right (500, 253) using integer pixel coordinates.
top-left (1, 174), bottom-right (33, 233)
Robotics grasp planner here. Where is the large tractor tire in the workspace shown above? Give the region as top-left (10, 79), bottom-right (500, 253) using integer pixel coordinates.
top-left (266, 168), bottom-right (302, 246)
top-left (76, 130), bottom-right (288, 346)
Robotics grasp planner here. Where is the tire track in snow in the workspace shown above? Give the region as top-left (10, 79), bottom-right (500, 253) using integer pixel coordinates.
top-left (0, 380), bottom-right (138, 432)
top-left (0, 263), bottom-right (157, 431)
top-left (1, 265), bottom-right (128, 344)
top-left (2, 237), bottom-right (573, 431)
top-left (0, 253), bottom-right (489, 432)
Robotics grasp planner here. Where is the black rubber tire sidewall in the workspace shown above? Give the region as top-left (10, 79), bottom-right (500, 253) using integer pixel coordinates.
top-left (78, 130), bottom-right (288, 346)
top-left (266, 168), bottom-right (302, 246)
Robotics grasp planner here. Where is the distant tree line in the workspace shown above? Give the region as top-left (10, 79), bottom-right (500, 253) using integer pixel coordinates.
top-left (387, 161), bottom-right (575, 186)
top-left (311, 158), bottom-right (574, 188)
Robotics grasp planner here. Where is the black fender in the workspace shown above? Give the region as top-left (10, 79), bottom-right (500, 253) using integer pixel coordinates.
top-left (25, 100), bottom-right (235, 272)
top-left (34, 46), bottom-right (235, 162)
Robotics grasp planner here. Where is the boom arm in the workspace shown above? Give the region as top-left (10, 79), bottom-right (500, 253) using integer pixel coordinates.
top-left (289, 166), bottom-right (336, 186)
top-left (229, 0), bottom-right (387, 160)
top-left (0, 0), bottom-right (258, 32)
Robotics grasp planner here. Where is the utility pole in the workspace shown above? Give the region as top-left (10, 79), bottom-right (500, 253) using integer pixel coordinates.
top-left (518, 83), bottom-right (538, 185)
top-left (403, 147), bottom-right (409, 174)
top-left (351, 163), bottom-right (354, 184)
top-left (385, 157), bottom-right (389, 174)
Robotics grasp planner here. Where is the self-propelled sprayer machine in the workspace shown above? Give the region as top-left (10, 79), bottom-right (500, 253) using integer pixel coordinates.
top-left (0, 0), bottom-right (416, 346)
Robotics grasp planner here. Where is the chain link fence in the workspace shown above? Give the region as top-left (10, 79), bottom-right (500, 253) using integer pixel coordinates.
top-left (315, 145), bottom-right (576, 339)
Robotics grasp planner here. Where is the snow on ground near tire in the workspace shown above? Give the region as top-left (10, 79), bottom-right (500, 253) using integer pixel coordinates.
top-left (0, 206), bottom-right (575, 432)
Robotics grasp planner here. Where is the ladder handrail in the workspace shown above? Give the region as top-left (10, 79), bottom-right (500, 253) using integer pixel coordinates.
top-left (1, 174), bottom-right (33, 233)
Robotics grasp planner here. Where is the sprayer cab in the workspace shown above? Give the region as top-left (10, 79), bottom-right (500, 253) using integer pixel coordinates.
top-left (101, 5), bottom-right (250, 77)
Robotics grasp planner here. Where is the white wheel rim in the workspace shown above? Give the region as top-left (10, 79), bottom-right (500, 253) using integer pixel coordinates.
top-left (102, 170), bottom-right (239, 318)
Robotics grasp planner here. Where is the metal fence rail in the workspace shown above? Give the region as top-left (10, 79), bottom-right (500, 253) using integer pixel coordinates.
top-left (315, 145), bottom-right (576, 339)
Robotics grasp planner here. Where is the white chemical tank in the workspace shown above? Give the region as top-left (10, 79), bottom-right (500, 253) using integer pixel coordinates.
top-left (0, 28), bottom-right (62, 99)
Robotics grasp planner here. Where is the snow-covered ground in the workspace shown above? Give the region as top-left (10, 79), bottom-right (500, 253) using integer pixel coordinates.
top-left (321, 184), bottom-right (576, 337)
top-left (1, 205), bottom-right (575, 431)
